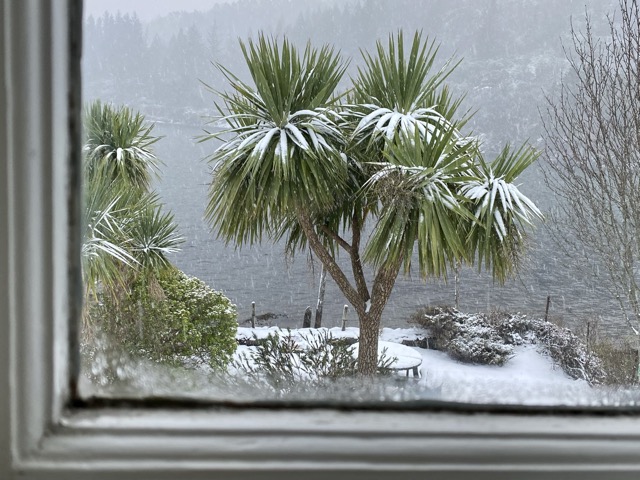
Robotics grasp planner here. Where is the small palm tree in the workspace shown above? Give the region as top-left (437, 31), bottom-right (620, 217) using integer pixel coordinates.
top-left (82, 176), bottom-right (138, 301)
top-left (82, 176), bottom-right (183, 314)
top-left (126, 194), bottom-right (183, 271)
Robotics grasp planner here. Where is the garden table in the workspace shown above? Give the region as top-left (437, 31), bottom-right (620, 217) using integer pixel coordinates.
top-left (352, 340), bottom-right (422, 378)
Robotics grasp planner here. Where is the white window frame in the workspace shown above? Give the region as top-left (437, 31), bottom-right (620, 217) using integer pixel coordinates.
top-left (2, 1), bottom-right (640, 478)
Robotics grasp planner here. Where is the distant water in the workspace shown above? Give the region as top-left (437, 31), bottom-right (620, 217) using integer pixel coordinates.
top-left (152, 123), bottom-right (628, 338)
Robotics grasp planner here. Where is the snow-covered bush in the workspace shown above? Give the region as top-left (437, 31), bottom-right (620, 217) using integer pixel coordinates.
top-left (493, 315), bottom-right (606, 385)
top-left (411, 307), bottom-right (606, 384)
top-left (412, 307), bottom-right (514, 365)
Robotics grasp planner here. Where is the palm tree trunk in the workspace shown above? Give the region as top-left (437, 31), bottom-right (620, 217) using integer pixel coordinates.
top-left (357, 257), bottom-right (404, 375)
top-left (357, 310), bottom-right (382, 375)
top-left (296, 210), bottom-right (403, 376)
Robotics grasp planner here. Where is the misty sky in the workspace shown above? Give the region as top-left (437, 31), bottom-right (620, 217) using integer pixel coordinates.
top-left (84, 0), bottom-right (233, 20)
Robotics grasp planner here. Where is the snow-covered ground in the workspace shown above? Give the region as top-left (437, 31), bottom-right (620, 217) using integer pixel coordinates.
top-left (80, 325), bottom-right (639, 406)
top-left (235, 326), bottom-right (595, 405)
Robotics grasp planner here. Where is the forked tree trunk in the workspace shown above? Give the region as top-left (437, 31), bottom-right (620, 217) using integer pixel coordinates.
top-left (295, 211), bottom-right (402, 376)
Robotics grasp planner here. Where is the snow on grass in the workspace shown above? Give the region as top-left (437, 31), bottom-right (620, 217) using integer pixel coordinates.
top-left (420, 344), bottom-right (591, 405)
top-left (234, 326), bottom-right (594, 405)
top-left (237, 325), bottom-right (427, 345)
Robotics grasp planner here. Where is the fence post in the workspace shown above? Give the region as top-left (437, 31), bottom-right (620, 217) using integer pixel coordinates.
top-left (303, 306), bottom-right (312, 328)
top-left (341, 304), bottom-right (349, 331)
top-left (454, 261), bottom-right (460, 310)
top-left (544, 295), bottom-right (551, 322)
top-left (251, 301), bottom-right (256, 328)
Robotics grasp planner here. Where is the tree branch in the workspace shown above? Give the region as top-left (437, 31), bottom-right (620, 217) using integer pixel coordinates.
top-left (297, 211), bottom-right (364, 315)
top-left (350, 209), bottom-right (370, 302)
top-left (319, 224), bottom-right (351, 252)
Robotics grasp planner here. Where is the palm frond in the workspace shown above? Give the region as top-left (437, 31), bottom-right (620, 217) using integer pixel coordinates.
top-left (348, 31), bottom-right (471, 152)
top-left (83, 100), bottom-right (161, 192)
top-left (461, 144), bottom-right (543, 281)
top-left (363, 127), bottom-right (477, 278)
top-left (204, 34), bottom-right (350, 247)
top-left (127, 205), bottom-right (184, 270)
top-left (81, 177), bottom-right (138, 297)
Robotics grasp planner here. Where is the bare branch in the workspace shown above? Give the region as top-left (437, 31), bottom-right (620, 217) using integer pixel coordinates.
top-left (543, 0), bottom-right (640, 334)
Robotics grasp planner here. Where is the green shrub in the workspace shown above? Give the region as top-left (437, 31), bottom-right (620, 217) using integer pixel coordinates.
top-left (94, 267), bottom-right (237, 369)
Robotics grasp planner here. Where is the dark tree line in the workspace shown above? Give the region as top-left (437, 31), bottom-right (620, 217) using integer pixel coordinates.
top-left (83, 0), bottom-right (615, 142)
top-left (83, 12), bottom-right (215, 122)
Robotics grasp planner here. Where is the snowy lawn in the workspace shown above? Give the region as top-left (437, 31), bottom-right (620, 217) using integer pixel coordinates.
top-left (235, 326), bottom-right (593, 405)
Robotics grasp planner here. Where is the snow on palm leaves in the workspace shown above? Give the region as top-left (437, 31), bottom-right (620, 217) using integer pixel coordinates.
top-left (349, 32), bottom-right (471, 150)
top-left (203, 31), bottom-right (544, 374)
top-left (203, 35), bottom-right (349, 246)
top-left (462, 145), bottom-right (543, 280)
top-left (213, 108), bottom-right (343, 168)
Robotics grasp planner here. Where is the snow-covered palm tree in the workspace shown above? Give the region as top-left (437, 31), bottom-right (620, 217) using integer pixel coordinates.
top-left (204, 32), bottom-right (542, 375)
top-left (82, 103), bottom-right (182, 323)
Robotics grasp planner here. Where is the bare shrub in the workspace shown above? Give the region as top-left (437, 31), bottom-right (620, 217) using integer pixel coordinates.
top-left (233, 330), bottom-right (395, 396)
top-left (591, 338), bottom-right (638, 386)
top-left (543, 0), bottom-right (640, 369)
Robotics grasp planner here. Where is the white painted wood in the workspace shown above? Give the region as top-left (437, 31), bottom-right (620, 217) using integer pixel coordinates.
top-left (2, 0), bottom-right (640, 479)
top-left (0, 0), bottom-right (11, 475)
top-left (22, 409), bottom-right (640, 478)
top-left (0, 1), bottom-right (76, 477)
top-left (5, 0), bottom-right (69, 462)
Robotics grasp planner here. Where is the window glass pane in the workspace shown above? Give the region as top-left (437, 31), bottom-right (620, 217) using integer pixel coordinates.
top-left (79, 0), bottom-right (640, 407)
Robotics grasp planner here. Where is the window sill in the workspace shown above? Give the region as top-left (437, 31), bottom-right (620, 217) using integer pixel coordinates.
top-left (14, 407), bottom-right (639, 479)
